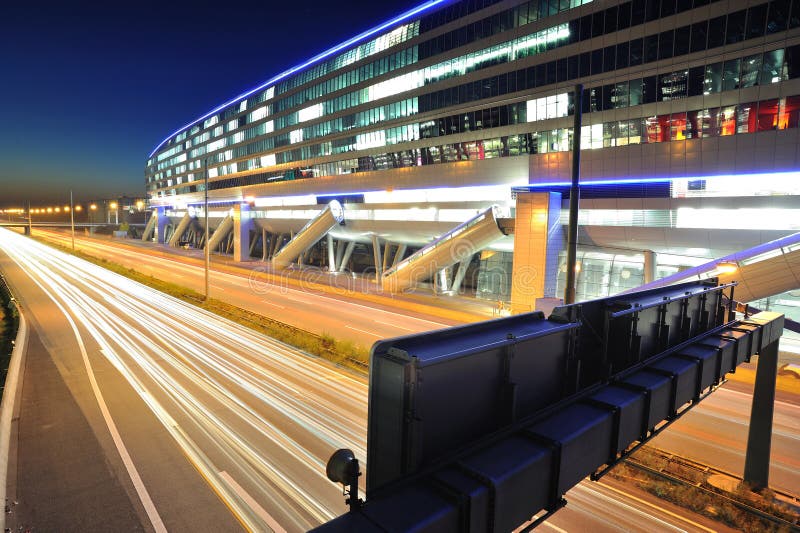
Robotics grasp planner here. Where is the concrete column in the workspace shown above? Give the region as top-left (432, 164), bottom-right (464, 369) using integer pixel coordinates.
top-left (249, 230), bottom-right (258, 256)
top-left (233, 204), bottom-right (253, 262)
top-left (510, 192), bottom-right (563, 314)
top-left (382, 241), bottom-right (392, 275)
top-left (327, 234), bottom-right (336, 272)
top-left (372, 234), bottom-right (383, 282)
top-left (644, 250), bottom-right (657, 284)
top-left (272, 234), bottom-right (284, 258)
top-left (261, 228), bottom-right (268, 261)
top-left (392, 244), bottom-right (407, 267)
top-left (451, 257), bottom-right (472, 294)
top-left (335, 240), bottom-right (345, 270)
top-left (340, 242), bottom-right (355, 272)
top-left (743, 340), bottom-right (779, 490)
top-left (436, 268), bottom-right (450, 293)
top-left (156, 209), bottom-right (168, 242)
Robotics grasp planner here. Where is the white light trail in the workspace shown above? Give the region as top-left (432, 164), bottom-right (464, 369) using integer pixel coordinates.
top-left (0, 228), bottom-right (367, 531)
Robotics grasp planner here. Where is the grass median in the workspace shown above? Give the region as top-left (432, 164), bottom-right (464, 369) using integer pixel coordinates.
top-left (34, 237), bottom-right (370, 373)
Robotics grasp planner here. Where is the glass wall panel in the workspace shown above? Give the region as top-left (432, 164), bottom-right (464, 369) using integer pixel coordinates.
top-left (722, 58), bottom-right (741, 91)
top-left (740, 53), bottom-right (762, 88)
top-left (704, 62), bottom-right (722, 94)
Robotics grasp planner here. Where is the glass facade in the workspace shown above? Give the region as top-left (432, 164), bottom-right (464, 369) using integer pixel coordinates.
top-left (146, 0), bottom-right (800, 201)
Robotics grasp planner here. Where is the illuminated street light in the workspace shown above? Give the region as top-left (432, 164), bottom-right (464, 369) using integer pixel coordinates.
top-left (75, 205), bottom-right (82, 212)
top-left (90, 204), bottom-right (97, 210)
top-left (136, 200), bottom-right (144, 211)
top-left (54, 207), bottom-right (61, 213)
top-left (47, 207), bottom-right (53, 214)
top-left (108, 201), bottom-right (119, 225)
top-left (70, 189), bottom-right (75, 253)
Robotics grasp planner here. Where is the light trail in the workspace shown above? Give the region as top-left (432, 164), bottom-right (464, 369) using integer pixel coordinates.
top-left (37, 229), bottom-right (452, 335)
top-left (0, 228), bottom-right (366, 531)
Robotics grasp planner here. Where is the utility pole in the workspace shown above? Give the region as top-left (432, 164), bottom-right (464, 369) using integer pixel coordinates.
top-left (27, 201), bottom-right (32, 236)
top-left (564, 84), bottom-right (583, 304)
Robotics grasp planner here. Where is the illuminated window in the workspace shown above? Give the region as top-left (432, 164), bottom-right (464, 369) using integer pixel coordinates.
top-left (298, 103), bottom-right (324, 123)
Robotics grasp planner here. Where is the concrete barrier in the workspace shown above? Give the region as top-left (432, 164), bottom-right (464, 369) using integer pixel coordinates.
top-left (0, 300), bottom-right (27, 533)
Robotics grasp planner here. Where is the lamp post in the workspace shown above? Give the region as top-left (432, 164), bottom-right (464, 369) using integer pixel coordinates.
top-left (109, 201), bottom-right (119, 225)
top-left (69, 191), bottom-right (75, 251)
top-left (27, 201), bottom-right (32, 236)
top-left (204, 158), bottom-right (210, 301)
top-left (564, 83), bottom-right (583, 305)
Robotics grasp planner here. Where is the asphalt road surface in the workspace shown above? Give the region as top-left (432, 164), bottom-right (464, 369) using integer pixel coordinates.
top-left (36, 229), bottom-right (464, 345)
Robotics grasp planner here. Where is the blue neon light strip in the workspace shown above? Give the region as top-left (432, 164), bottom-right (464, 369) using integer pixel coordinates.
top-left (520, 170), bottom-right (800, 188)
top-left (148, 0), bottom-right (455, 159)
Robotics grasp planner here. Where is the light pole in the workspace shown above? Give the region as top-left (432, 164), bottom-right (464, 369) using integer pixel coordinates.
top-left (564, 83), bottom-right (583, 305)
top-left (27, 201), bottom-right (32, 236)
top-left (69, 191), bottom-right (75, 251)
top-left (204, 158), bottom-right (210, 301)
top-left (109, 201), bottom-right (119, 225)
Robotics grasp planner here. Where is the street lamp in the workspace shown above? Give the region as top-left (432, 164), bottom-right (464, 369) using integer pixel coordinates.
top-left (204, 158), bottom-right (210, 301)
top-left (69, 191), bottom-right (75, 251)
top-left (109, 201), bottom-right (119, 225)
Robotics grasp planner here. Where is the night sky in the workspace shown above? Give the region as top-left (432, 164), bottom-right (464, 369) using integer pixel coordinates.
top-left (0, 0), bottom-right (422, 208)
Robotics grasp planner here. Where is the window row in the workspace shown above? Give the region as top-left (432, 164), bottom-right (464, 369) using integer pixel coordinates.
top-left (582, 48), bottom-right (793, 113)
top-left (150, 93), bottom-right (800, 195)
top-left (419, 0), bottom-right (591, 60)
top-left (420, 40), bottom-right (800, 114)
top-left (150, 40), bottom-right (798, 179)
top-left (274, 21), bottom-right (420, 97)
top-left (150, 41), bottom-right (799, 178)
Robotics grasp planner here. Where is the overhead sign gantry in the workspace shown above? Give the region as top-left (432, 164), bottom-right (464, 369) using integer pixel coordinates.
top-left (313, 279), bottom-right (784, 532)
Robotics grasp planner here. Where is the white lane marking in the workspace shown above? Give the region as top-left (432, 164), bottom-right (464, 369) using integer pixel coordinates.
top-left (211, 284), bottom-right (226, 292)
top-left (286, 296), bottom-right (313, 304)
top-left (17, 272), bottom-right (168, 532)
top-left (540, 522), bottom-right (569, 533)
top-left (717, 386), bottom-right (800, 411)
top-left (219, 471), bottom-right (286, 533)
top-left (345, 325), bottom-right (383, 337)
top-left (373, 320), bottom-right (415, 332)
top-left (261, 300), bottom-right (286, 309)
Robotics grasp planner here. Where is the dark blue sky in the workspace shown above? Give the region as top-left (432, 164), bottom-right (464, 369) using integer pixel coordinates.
top-left (0, 0), bottom-right (421, 207)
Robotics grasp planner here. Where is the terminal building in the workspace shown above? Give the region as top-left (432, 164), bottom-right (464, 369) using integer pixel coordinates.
top-left (144, 0), bottom-right (800, 314)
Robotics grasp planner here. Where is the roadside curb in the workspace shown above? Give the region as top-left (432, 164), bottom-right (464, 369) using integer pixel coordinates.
top-left (0, 302), bottom-right (27, 533)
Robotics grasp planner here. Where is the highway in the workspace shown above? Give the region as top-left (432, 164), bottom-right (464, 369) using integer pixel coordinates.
top-left (35, 229), bottom-right (463, 345)
top-left (650, 384), bottom-right (800, 495)
top-left (0, 227), bottom-right (747, 531)
top-left (39, 230), bottom-right (800, 494)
